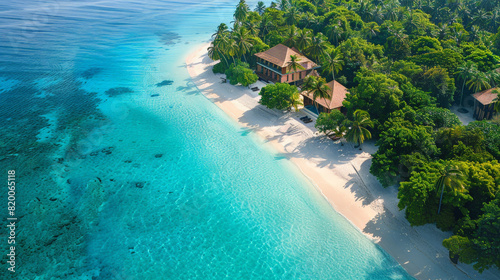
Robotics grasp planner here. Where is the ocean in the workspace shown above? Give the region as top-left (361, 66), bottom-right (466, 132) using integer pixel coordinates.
top-left (0, 0), bottom-right (413, 279)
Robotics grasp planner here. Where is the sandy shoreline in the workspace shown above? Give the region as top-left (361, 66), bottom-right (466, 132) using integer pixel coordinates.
top-left (186, 43), bottom-right (500, 280)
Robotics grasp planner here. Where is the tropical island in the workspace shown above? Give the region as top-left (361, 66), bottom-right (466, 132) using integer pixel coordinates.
top-left (199, 0), bottom-right (500, 276)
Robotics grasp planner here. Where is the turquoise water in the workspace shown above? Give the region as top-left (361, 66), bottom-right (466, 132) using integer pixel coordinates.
top-left (0, 1), bottom-right (413, 279)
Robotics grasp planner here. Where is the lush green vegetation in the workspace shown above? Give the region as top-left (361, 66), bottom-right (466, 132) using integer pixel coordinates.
top-left (210, 0), bottom-right (500, 271)
top-left (224, 60), bottom-right (259, 86)
top-left (259, 82), bottom-right (302, 110)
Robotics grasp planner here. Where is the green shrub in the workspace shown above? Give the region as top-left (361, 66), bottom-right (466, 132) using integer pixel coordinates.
top-left (212, 62), bottom-right (228, 74)
top-left (225, 61), bottom-right (258, 87)
top-left (259, 83), bottom-right (302, 111)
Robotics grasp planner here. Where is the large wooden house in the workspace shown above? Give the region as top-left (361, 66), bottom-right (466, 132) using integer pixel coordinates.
top-left (254, 44), bottom-right (319, 84)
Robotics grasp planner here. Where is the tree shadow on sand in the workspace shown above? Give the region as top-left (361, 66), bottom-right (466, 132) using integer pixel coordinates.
top-left (183, 54), bottom-right (214, 69)
top-left (362, 211), bottom-right (438, 278)
top-left (289, 136), bottom-right (363, 168)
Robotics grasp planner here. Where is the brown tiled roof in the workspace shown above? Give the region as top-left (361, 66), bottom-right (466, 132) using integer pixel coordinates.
top-left (255, 44), bottom-right (317, 69)
top-left (301, 80), bottom-right (348, 110)
top-left (472, 88), bottom-right (499, 105)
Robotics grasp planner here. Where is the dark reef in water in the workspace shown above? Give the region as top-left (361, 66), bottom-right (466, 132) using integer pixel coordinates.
top-left (157, 31), bottom-right (181, 45)
top-left (0, 69), bottom-right (108, 279)
top-left (81, 67), bottom-right (102, 79)
top-left (156, 80), bottom-right (173, 87)
top-left (105, 87), bottom-right (133, 97)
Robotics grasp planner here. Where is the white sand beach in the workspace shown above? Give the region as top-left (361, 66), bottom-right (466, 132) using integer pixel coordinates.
top-left (186, 43), bottom-right (500, 280)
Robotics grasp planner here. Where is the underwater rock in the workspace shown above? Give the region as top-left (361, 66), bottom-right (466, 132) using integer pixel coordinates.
top-left (154, 154), bottom-right (163, 158)
top-left (157, 31), bottom-right (181, 45)
top-left (124, 160), bottom-right (132, 163)
top-left (104, 87), bottom-right (133, 97)
top-left (101, 147), bottom-right (114, 155)
top-left (57, 158), bottom-right (64, 163)
top-left (155, 80), bottom-right (173, 87)
top-left (134, 182), bottom-right (145, 188)
top-left (81, 67), bottom-right (102, 79)
top-left (49, 198), bottom-right (57, 201)
top-left (90, 152), bottom-right (98, 156)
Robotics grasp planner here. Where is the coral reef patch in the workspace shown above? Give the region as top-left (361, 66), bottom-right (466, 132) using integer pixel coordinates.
top-left (105, 87), bottom-right (134, 97)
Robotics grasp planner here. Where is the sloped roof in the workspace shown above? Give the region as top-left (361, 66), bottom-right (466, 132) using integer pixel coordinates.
top-left (254, 44), bottom-right (316, 68)
top-left (472, 88), bottom-right (498, 105)
top-left (301, 80), bottom-right (349, 110)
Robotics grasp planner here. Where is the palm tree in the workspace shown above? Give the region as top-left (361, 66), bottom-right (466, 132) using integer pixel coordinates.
top-left (321, 49), bottom-right (344, 107)
top-left (355, 0), bottom-right (374, 21)
top-left (208, 41), bottom-right (229, 66)
top-left (301, 76), bottom-right (331, 113)
top-left (450, 25), bottom-right (468, 45)
top-left (472, 9), bottom-right (490, 27)
top-left (455, 61), bottom-right (477, 106)
top-left (300, 12), bottom-right (319, 31)
top-left (287, 90), bottom-right (303, 112)
top-left (244, 21), bottom-right (259, 37)
top-left (278, 0), bottom-right (290, 11)
top-left (232, 26), bottom-right (253, 63)
top-left (343, 110), bottom-right (373, 148)
top-left (489, 7), bottom-right (500, 32)
top-left (370, 5), bottom-right (385, 24)
top-left (287, 55), bottom-right (305, 73)
top-left (435, 164), bottom-right (464, 214)
top-left (305, 33), bottom-right (328, 61)
top-left (212, 23), bottom-right (228, 40)
top-left (282, 25), bottom-right (298, 47)
top-left (362, 22), bottom-right (380, 40)
top-left (485, 70), bottom-right (500, 88)
top-left (287, 54), bottom-right (305, 85)
top-left (469, 25), bottom-right (482, 42)
top-left (403, 9), bottom-right (419, 35)
top-left (294, 29), bottom-right (312, 52)
top-left (467, 71), bottom-right (491, 93)
top-left (285, 6), bottom-right (301, 26)
top-left (325, 23), bottom-right (343, 46)
top-left (384, 1), bottom-right (399, 21)
top-left (225, 38), bottom-right (239, 64)
top-left (259, 14), bottom-right (275, 36)
top-left (254, 1), bottom-right (266, 15)
top-left (234, 0), bottom-right (250, 23)
top-left (436, 23), bottom-right (449, 40)
top-left (322, 49), bottom-right (344, 84)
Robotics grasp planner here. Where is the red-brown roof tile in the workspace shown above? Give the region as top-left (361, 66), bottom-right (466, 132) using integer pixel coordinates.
top-left (301, 80), bottom-right (349, 110)
top-left (255, 44), bottom-right (317, 69)
top-left (472, 88), bottom-right (499, 105)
